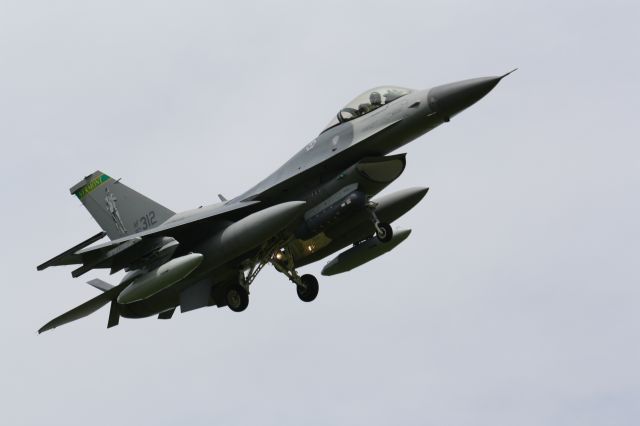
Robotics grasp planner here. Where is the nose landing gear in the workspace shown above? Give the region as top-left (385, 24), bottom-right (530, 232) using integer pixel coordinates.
top-left (272, 249), bottom-right (319, 303)
top-left (368, 202), bottom-right (393, 243)
top-left (297, 274), bottom-right (319, 302)
top-left (374, 221), bottom-right (393, 243)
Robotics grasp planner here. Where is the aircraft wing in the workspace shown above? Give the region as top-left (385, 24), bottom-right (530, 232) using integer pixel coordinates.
top-left (81, 199), bottom-right (261, 250)
top-left (37, 200), bottom-right (261, 276)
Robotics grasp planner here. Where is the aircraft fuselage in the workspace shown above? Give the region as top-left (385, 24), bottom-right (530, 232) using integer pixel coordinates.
top-left (117, 76), bottom-right (508, 319)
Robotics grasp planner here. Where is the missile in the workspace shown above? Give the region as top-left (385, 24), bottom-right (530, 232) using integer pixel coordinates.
top-left (196, 201), bottom-right (307, 269)
top-left (321, 228), bottom-right (411, 276)
top-left (117, 253), bottom-right (203, 304)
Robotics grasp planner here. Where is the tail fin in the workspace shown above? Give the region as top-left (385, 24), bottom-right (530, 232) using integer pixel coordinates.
top-left (69, 171), bottom-right (175, 239)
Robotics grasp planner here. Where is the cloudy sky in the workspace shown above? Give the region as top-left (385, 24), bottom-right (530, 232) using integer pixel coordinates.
top-left (1, 1), bottom-right (639, 425)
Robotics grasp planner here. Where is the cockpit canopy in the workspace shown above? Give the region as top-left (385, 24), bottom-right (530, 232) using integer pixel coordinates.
top-left (322, 86), bottom-right (412, 133)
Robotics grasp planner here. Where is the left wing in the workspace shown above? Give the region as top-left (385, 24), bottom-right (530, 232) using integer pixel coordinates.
top-left (37, 200), bottom-right (260, 277)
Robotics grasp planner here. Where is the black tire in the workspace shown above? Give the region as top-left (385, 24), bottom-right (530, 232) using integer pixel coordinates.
top-left (376, 222), bottom-right (393, 243)
top-left (297, 274), bottom-right (319, 302)
top-left (226, 285), bottom-right (249, 312)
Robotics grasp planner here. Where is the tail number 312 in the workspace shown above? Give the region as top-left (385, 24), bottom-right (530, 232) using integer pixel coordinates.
top-left (134, 211), bottom-right (157, 232)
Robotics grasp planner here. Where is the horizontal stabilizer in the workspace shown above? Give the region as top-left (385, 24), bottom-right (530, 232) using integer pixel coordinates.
top-left (37, 231), bottom-right (107, 270)
top-left (71, 237), bottom-right (142, 278)
top-left (49, 236), bottom-right (178, 279)
top-left (38, 283), bottom-right (125, 334)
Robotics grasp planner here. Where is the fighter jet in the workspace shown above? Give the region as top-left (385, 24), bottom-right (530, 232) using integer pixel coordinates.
top-left (37, 70), bottom-right (515, 333)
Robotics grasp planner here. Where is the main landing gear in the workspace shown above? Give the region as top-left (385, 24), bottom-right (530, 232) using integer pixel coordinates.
top-left (225, 241), bottom-right (274, 313)
top-left (225, 285), bottom-right (249, 312)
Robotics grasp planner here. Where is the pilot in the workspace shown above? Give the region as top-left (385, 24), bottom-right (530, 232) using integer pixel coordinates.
top-left (358, 91), bottom-right (383, 115)
top-left (358, 103), bottom-right (371, 115)
top-left (384, 89), bottom-right (402, 103)
top-left (369, 91), bottom-right (382, 107)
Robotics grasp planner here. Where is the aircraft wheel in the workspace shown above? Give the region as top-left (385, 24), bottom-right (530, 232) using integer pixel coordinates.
top-left (297, 274), bottom-right (319, 302)
top-left (226, 285), bottom-right (249, 312)
top-left (376, 222), bottom-right (393, 243)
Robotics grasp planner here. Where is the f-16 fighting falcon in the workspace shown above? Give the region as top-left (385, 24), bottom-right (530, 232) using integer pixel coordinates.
top-left (37, 70), bottom-right (515, 333)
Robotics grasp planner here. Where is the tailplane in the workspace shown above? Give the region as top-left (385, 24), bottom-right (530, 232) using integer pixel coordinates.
top-left (70, 171), bottom-right (175, 239)
top-left (38, 279), bottom-right (124, 333)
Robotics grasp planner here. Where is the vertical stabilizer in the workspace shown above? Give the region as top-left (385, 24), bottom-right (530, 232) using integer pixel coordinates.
top-left (69, 171), bottom-right (175, 239)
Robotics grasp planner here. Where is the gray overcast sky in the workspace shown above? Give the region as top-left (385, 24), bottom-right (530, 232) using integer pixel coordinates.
top-left (1, 1), bottom-right (639, 425)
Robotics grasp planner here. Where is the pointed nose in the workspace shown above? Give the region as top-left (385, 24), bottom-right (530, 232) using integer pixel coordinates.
top-left (427, 75), bottom-right (504, 120)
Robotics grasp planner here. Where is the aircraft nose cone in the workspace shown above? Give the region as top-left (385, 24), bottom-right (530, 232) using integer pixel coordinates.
top-left (427, 74), bottom-right (506, 120)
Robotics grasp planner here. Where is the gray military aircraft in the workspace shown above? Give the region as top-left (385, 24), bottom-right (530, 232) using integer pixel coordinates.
top-left (37, 70), bottom-right (514, 333)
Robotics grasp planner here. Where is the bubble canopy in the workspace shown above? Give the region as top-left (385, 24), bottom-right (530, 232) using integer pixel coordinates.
top-left (322, 86), bottom-right (412, 133)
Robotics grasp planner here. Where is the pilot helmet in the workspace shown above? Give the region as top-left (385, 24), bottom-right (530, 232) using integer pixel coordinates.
top-left (369, 91), bottom-right (382, 105)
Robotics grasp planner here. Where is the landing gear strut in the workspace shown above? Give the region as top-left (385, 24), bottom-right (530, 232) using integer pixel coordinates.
top-left (226, 237), bottom-right (320, 311)
top-left (272, 249), bottom-right (319, 303)
top-left (368, 202), bottom-right (393, 243)
top-left (374, 222), bottom-right (393, 243)
top-left (226, 238), bottom-right (282, 312)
